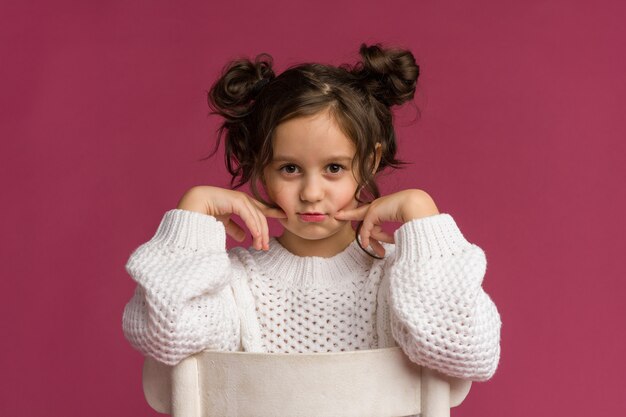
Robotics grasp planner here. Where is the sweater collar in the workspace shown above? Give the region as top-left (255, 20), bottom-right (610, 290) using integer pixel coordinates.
top-left (251, 237), bottom-right (374, 288)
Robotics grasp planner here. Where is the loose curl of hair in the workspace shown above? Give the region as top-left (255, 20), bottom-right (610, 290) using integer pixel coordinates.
top-left (203, 43), bottom-right (420, 257)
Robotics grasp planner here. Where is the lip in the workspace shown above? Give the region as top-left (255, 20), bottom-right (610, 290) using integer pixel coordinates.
top-left (297, 212), bottom-right (327, 222)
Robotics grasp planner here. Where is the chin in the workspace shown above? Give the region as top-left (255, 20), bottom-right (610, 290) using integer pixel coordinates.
top-left (280, 219), bottom-right (348, 242)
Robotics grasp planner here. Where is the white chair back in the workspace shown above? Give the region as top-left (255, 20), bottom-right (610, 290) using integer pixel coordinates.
top-left (143, 347), bottom-right (471, 417)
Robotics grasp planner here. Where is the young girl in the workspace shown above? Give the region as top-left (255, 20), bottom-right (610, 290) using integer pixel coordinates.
top-left (122, 43), bottom-right (501, 382)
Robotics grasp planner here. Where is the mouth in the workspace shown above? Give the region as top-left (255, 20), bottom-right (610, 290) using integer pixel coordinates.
top-left (297, 212), bottom-right (327, 222)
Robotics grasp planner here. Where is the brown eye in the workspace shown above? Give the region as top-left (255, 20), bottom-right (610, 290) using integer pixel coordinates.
top-left (327, 164), bottom-right (344, 174)
top-left (280, 164), bottom-right (299, 174)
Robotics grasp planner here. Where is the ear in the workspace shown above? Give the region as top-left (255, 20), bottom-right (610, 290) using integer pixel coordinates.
top-left (371, 143), bottom-right (383, 174)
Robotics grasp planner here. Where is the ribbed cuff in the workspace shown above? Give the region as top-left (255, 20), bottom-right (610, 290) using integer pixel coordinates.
top-left (394, 213), bottom-right (473, 260)
top-left (148, 209), bottom-right (226, 252)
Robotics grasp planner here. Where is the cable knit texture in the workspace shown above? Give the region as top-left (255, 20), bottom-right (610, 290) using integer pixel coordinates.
top-left (122, 209), bottom-right (501, 381)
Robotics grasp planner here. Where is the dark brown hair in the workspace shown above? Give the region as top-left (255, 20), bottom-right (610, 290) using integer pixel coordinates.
top-left (204, 43), bottom-right (420, 206)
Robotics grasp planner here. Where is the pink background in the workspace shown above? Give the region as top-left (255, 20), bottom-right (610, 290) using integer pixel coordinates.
top-left (2, 1), bottom-right (624, 416)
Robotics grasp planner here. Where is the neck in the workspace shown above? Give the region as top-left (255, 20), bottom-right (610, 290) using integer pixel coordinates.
top-left (277, 223), bottom-right (356, 258)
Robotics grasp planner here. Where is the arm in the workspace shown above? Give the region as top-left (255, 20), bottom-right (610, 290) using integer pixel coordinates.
top-left (122, 209), bottom-right (241, 365)
top-left (387, 214), bottom-right (501, 381)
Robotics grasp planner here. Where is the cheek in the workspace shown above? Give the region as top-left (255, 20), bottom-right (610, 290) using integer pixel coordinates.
top-left (266, 183), bottom-right (292, 210)
top-left (338, 197), bottom-right (359, 212)
top-left (335, 182), bottom-right (360, 209)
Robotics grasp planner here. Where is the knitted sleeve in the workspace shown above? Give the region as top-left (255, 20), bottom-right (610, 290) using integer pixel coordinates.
top-left (387, 213), bottom-right (501, 381)
top-left (122, 209), bottom-right (241, 365)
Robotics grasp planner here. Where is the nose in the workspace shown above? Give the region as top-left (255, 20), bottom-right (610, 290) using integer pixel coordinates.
top-left (299, 175), bottom-right (324, 203)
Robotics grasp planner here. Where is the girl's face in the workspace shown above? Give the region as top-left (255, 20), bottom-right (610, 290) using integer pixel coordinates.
top-left (263, 109), bottom-right (361, 256)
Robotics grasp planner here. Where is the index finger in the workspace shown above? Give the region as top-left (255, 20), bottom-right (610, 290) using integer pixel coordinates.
top-left (334, 204), bottom-right (370, 221)
top-left (250, 198), bottom-right (288, 219)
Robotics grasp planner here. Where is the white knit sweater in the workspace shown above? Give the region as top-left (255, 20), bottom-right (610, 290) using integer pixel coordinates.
top-left (122, 209), bottom-right (501, 381)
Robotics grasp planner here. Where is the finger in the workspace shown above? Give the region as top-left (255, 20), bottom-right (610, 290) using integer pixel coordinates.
top-left (370, 227), bottom-right (394, 244)
top-left (223, 219), bottom-right (246, 242)
top-left (334, 204), bottom-right (370, 221)
top-left (244, 199), bottom-right (265, 250)
top-left (369, 238), bottom-right (386, 257)
top-left (231, 199), bottom-right (262, 247)
top-left (263, 207), bottom-right (288, 219)
top-left (359, 218), bottom-right (375, 249)
top-left (247, 199), bottom-right (281, 250)
top-left (250, 199), bottom-right (287, 219)
top-left (255, 203), bottom-right (271, 251)
top-left (248, 199), bottom-right (270, 251)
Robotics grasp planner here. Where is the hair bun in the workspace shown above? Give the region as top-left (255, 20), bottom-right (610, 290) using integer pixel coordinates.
top-left (353, 43), bottom-right (419, 107)
top-left (208, 53), bottom-right (275, 120)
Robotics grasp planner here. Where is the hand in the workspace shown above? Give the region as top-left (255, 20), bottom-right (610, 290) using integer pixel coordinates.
top-left (176, 186), bottom-right (286, 251)
top-left (334, 189), bottom-right (440, 257)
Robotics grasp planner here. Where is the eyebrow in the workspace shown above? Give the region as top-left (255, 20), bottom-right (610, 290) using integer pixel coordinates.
top-left (272, 155), bottom-right (354, 164)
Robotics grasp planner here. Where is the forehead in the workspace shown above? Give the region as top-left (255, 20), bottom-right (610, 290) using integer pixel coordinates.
top-left (272, 110), bottom-right (356, 161)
